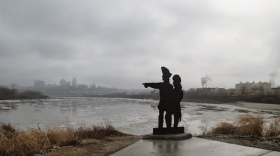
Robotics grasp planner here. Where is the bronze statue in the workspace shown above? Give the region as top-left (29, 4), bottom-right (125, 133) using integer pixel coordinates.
top-left (143, 67), bottom-right (173, 128)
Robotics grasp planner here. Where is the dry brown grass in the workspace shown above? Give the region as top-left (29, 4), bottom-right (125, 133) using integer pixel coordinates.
top-left (46, 125), bottom-right (77, 147)
top-left (265, 117), bottom-right (280, 137)
top-left (0, 123), bottom-right (125, 156)
top-left (75, 123), bottom-right (125, 140)
top-left (211, 122), bottom-right (237, 135)
top-left (235, 112), bottom-right (265, 136)
top-left (0, 128), bottom-right (51, 156)
top-left (208, 111), bottom-right (280, 137)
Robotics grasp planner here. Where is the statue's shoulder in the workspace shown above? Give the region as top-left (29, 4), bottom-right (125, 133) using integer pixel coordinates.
top-left (164, 83), bottom-right (173, 89)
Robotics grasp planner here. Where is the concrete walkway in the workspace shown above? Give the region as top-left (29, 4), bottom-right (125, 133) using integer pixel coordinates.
top-left (111, 137), bottom-right (280, 156)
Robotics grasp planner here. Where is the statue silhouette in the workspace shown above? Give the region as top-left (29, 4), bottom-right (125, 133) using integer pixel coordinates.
top-left (171, 75), bottom-right (183, 128)
top-left (143, 67), bottom-right (173, 128)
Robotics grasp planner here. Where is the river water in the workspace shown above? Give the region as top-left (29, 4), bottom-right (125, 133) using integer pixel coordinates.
top-left (0, 97), bottom-right (278, 135)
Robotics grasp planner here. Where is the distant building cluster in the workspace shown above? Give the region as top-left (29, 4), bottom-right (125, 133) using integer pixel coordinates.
top-left (34, 80), bottom-right (45, 89)
top-left (235, 81), bottom-right (271, 91)
top-left (195, 81), bottom-right (278, 97)
top-left (10, 77), bottom-right (147, 96)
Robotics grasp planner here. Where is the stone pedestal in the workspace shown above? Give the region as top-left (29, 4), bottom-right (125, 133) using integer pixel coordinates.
top-left (153, 127), bottom-right (184, 135)
top-left (143, 132), bottom-right (192, 140)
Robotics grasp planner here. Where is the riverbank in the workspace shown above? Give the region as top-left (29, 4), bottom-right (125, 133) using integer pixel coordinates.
top-left (181, 96), bottom-right (280, 104)
top-left (0, 123), bottom-right (129, 156)
top-left (198, 135), bottom-right (280, 152)
top-left (43, 109), bottom-right (280, 155)
top-left (198, 110), bottom-right (280, 152)
top-left (227, 101), bottom-right (280, 111)
top-left (44, 136), bottom-right (141, 156)
top-left (0, 87), bottom-right (49, 100)
top-left (1, 97), bottom-right (279, 155)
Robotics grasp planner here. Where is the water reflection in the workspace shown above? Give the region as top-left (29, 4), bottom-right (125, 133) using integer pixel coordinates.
top-left (153, 140), bottom-right (179, 154)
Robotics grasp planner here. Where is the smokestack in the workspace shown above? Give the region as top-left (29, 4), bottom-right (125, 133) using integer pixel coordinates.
top-left (201, 75), bottom-right (212, 88)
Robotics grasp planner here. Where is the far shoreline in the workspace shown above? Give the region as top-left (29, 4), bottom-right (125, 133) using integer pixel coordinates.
top-left (2, 95), bottom-right (280, 111)
top-left (52, 96), bottom-right (280, 111)
top-left (226, 101), bottom-right (280, 111)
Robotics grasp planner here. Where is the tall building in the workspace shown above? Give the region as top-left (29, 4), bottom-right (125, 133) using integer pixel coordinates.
top-left (60, 79), bottom-right (66, 86)
top-left (65, 81), bottom-right (71, 86)
top-left (92, 82), bottom-right (96, 88)
top-left (34, 80), bottom-right (45, 89)
top-left (72, 78), bottom-right (77, 87)
top-left (10, 84), bottom-right (20, 89)
top-left (78, 84), bottom-right (88, 89)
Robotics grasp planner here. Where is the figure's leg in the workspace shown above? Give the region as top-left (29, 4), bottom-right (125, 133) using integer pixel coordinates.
top-left (165, 111), bottom-right (172, 128)
top-left (174, 113), bottom-right (179, 128)
top-left (158, 109), bottom-right (164, 128)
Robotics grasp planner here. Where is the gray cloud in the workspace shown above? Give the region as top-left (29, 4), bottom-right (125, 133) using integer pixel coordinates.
top-left (0, 0), bottom-right (280, 89)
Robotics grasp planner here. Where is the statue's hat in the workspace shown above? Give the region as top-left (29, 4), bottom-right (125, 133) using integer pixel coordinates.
top-left (161, 67), bottom-right (172, 78)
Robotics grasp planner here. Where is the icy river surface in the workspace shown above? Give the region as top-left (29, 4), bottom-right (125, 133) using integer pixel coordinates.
top-left (0, 97), bottom-right (278, 135)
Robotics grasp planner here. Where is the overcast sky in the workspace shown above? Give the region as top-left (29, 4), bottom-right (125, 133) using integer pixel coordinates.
top-left (0, 0), bottom-right (280, 89)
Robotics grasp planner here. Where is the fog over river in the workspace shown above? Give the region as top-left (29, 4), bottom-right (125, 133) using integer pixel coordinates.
top-left (0, 97), bottom-right (279, 135)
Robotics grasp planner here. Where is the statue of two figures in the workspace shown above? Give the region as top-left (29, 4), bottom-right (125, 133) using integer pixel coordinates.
top-left (143, 67), bottom-right (184, 134)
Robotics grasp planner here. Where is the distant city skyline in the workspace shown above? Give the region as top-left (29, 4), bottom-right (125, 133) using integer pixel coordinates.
top-left (2, 76), bottom-right (278, 91)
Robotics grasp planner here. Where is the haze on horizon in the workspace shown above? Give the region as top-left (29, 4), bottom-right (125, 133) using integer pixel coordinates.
top-left (0, 0), bottom-right (279, 90)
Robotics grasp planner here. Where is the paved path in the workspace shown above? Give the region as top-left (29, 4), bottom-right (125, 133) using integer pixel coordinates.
top-left (111, 137), bottom-right (280, 156)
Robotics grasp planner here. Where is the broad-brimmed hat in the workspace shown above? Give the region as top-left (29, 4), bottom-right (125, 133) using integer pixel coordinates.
top-left (161, 67), bottom-right (172, 78)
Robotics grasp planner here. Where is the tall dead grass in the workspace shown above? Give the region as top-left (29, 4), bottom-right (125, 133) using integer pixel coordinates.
top-left (265, 118), bottom-right (280, 137)
top-left (0, 123), bottom-right (125, 156)
top-left (0, 128), bottom-right (50, 156)
top-left (75, 124), bottom-right (124, 140)
top-left (208, 111), bottom-right (280, 137)
top-left (46, 125), bottom-right (77, 147)
top-left (235, 112), bottom-right (265, 136)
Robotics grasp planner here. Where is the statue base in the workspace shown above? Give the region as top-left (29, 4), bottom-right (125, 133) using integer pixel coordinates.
top-left (143, 133), bottom-right (192, 140)
top-left (153, 127), bottom-right (184, 135)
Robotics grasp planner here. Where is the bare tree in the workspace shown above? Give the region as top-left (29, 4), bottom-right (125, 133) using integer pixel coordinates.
top-left (274, 89), bottom-right (280, 99)
top-left (217, 89), bottom-right (226, 97)
top-left (240, 86), bottom-right (247, 96)
top-left (259, 86), bottom-right (265, 96)
top-left (186, 88), bottom-right (197, 97)
top-left (228, 90), bottom-right (235, 96)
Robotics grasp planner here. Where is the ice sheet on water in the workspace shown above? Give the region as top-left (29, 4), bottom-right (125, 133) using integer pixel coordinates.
top-left (0, 97), bottom-right (278, 135)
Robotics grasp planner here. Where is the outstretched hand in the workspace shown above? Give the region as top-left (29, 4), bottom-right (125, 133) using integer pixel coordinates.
top-left (142, 83), bottom-right (148, 88)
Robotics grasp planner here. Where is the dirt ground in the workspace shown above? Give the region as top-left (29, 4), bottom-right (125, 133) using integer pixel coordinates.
top-left (44, 136), bottom-right (142, 156)
top-left (198, 134), bottom-right (280, 152)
